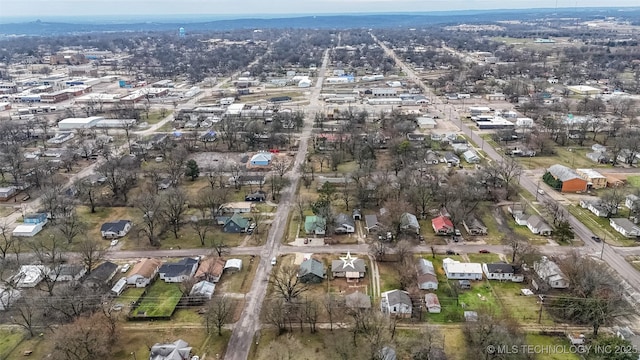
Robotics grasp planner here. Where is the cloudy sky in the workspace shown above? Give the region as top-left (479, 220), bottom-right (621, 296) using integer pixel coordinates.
top-left (1, 0), bottom-right (637, 19)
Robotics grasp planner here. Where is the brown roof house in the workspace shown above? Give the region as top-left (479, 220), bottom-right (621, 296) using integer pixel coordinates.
top-left (195, 257), bottom-right (226, 283)
top-left (126, 258), bottom-right (161, 288)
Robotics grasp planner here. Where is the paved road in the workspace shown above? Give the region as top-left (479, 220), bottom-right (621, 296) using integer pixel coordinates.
top-left (374, 36), bottom-right (640, 308)
top-left (223, 48), bottom-right (331, 360)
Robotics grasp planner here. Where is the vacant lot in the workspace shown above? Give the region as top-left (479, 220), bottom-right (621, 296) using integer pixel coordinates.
top-left (525, 334), bottom-right (581, 360)
top-left (216, 255), bottom-right (258, 294)
top-left (491, 281), bottom-right (554, 325)
top-left (130, 281), bottom-right (183, 318)
top-left (467, 253), bottom-right (502, 264)
top-left (0, 328), bottom-right (24, 359)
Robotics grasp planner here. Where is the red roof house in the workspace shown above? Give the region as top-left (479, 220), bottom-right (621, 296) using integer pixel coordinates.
top-left (432, 216), bottom-right (454, 235)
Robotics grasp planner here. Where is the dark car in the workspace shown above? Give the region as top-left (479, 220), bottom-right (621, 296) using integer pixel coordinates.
top-left (446, 250), bottom-right (456, 255)
top-left (591, 236), bottom-right (602, 243)
top-left (479, 250), bottom-right (490, 254)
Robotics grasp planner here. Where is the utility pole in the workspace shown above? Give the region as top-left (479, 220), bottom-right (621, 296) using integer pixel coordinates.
top-left (536, 181), bottom-right (541, 200)
top-left (600, 235), bottom-right (606, 260)
top-left (538, 295), bottom-right (544, 323)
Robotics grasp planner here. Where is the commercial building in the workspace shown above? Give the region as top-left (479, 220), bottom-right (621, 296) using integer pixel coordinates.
top-left (57, 116), bottom-right (103, 130)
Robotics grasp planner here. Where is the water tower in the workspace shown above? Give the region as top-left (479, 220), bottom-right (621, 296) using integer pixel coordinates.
top-left (179, 27), bottom-right (186, 38)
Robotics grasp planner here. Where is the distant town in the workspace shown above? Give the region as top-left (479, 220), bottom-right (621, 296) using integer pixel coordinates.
top-left (0, 8), bottom-right (639, 360)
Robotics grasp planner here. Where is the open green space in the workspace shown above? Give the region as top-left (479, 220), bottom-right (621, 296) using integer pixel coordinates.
top-left (130, 281), bottom-right (183, 318)
top-left (145, 110), bottom-right (172, 124)
top-left (458, 282), bottom-right (500, 314)
top-left (467, 253), bottom-right (502, 264)
top-left (0, 329), bottom-right (25, 359)
top-left (627, 176), bottom-right (640, 188)
top-left (120, 287), bottom-right (146, 303)
top-left (491, 281), bottom-right (554, 325)
top-left (525, 334), bottom-right (581, 360)
top-left (518, 147), bottom-right (611, 170)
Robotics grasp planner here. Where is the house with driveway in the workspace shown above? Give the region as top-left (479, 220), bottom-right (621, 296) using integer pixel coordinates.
top-left (305, 215), bottom-right (326, 236)
top-left (432, 215), bottom-right (454, 235)
top-left (298, 258), bottom-right (326, 284)
top-left (462, 215), bottom-right (488, 235)
top-left (482, 263), bottom-right (524, 282)
top-left (100, 220), bottom-right (132, 239)
top-left (331, 252), bottom-right (366, 281)
top-left (380, 289), bottom-right (412, 317)
top-left (364, 214), bottom-right (381, 233)
top-left (223, 213), bottom-right (250, 233)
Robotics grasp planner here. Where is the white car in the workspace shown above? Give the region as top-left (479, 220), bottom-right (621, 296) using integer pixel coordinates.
top-left (271, 257), bottom-right (277, 265)
top-left (120, 263), bottom-right (131, 273)
top-left (110, 239), bottom-right (119, 247)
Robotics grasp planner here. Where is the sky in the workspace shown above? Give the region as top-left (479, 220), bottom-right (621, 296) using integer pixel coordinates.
top-left (0, 0), bottom-right (638, 19)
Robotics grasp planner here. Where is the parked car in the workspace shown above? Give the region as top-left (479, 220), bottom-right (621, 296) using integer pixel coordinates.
top-left (110, 239), bottom-right (119, 247)
top-left (446, 250), bottom-right (457, 255)
top-left (479, 250), bottom-right (490, 254)
top-left (271, 257), bottom-right (277, 265)
top-left (454, 229), bottom-right (462, 236)
top-left (120, 263), bottom-right (131, 273)
top-left (591, 236), bottom-right (602, 243)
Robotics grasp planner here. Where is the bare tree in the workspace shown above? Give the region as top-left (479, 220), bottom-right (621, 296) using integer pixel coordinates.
top-left (164, 146), bottom-right (189, 185)
top-left (0, 220), bottom-right (16, 259)
top-left (302, 297), bottom-right (320, 333)
top-left (190, 217), bottom-right (211, 246)
top-left (51, 312), bottom-right (118, 359)
top-left (204, 296), bottom-right (233, 336)
top-left (162, 188), bottom-right (188, 239)
top-left (600, 188), bottom-right (625, 218)
top-left (11, 298), bottom-right (41, 338)
top-left (75, 179), bottom-right (99, 213)
top-left (56, 211), bottom-right (86, 244)
top-left (269, 265), bottom-right (309, 302)
top-left (542, 198), bottom-right (567, 227)
top-left (134, 192), bottom-right (166, 246)
top-left (27, 234), bottom-right (67, 296)
top-left (77, 238), bottom-right (106, 274)
top-left (264, 298), bottom-right (288, 335)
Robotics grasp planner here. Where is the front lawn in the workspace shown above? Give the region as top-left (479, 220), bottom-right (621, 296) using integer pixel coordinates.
top-left (467, 253), bottom-right (502, 264)
top-left (0, 329), bottom-right (25, 359)
top-left (567, 205), bottom-right (636, 247)
top-left (130, 281), bottom-right (183, 318)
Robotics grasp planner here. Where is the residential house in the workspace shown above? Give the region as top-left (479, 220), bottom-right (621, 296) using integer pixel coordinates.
top-left (462, 216), bottom-right (488, 235)
top-left (533, 257), bottom-right (569, 290)
top-left (331, 252), bottom-right (366, 281)
top-left (49, 264), bottom-right (87, 282)
top-left (424, 150), bottom-right (440, 165)
top-left (442, 258), bottom-right (483, 280)
top-left (618, 149), bottom-right (639, 165)
top-left (416, 117), bottom-right (437, 129)
top-left (149, 339), bottom-right (192, 360)
top-left (406, 133), bottom-right (426, 142)
top-left (0, 186), bottom-right (17, 200)
top-left (305, 215), bottom-right (326, 236)
top-left (586, 151), bottom-right (610, 164)
top-left (626, 194), bottom-right (640, 210)
top-left (229, 175), bottom-right (265, 187)
top-left (84, 261), bottom-right (118, 288)
top-left (190, 280), bottom-right (215, 300)
top-left (219, 201), bottom-right (254, 214)
top-left (110, 278), bottom-right (127, 296)
top-left (400, 213), bottom-right (420, 234)
top-left (13, 265), bottom-right (48, 288)
top-left (298, 258), bottom-right (326, 283)
top-left (432, 215), bottom-right (454, 235)
top-left (345, 291), bottom-right (372, 309)
top-left (223, 213), bottom-right (250, 233)
top-left (126, 258), bottom-right (161, 288)
top-left (580, 199), bottom-right (614, 217)
top-left (451, 143), bottom-right (469, 154)
top-left (424, 293), bottom-right (441, 313)
top-left (195, 257), bottom-right (226, 283)
top-left (334, 213), bottom-right (355, 234)
top-left (157, 178), bottom-right (174, 191)
top-left (100, 220), bottom-right (132, 239)
top-left (416, 259), bottom-right (438, 290)
top-left (159, 258), bottom-right (199, 283)
top-left (508, 203), bottom-right (525, 216)
top-left (249, 152), bottom-right (273, 166)
top-left (545, 164), bottom-right (588, 192)
top-left (610, 218), bottom-right (640, 238)
top-left (576, 168), bottom-right (607, 189)
top-left (462, 150), bottom-right (480, 164)
top-left (224, 258), bottom-right (243, 272)
top-left (526, 215), bottom-right (553, 236)
top-left (482, 263), bottom-right (524, 282)
top-left (380, 290), bottom-right (412, 317)
top-left (443, 152), bottom-right (460, 166)
top-left (364, 214), bottom-right (380, 233)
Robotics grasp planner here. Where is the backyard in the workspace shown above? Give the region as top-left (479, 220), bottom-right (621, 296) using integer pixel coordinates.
top-left (130, 281), bottom-right (183, 318)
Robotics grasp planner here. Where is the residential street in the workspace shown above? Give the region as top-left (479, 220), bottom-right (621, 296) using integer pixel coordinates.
top-left (223, 48), bottom-right (331, 360)
top-left (374, 35), bottom-right (640, 311)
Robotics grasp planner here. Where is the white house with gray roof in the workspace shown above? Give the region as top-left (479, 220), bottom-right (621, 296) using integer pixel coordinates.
top-left (380, 289), bottom-right (412, 317)
top-left (610, 218), bottom-right (640, 238)
top-left (533, 257), bottom-right (568, 289)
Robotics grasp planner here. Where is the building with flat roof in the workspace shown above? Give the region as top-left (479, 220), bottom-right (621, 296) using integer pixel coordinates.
top-left (58, 116), bottom-right (103, 130)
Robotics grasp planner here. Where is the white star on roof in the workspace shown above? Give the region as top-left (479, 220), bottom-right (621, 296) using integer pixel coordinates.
top-left (340, 252), bottom-right (358, 270)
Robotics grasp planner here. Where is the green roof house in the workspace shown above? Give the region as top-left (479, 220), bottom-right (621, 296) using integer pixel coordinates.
top-left (223, 213), bottom-right (249, 233)
top-left (304, 215), bottom-right (326, 235)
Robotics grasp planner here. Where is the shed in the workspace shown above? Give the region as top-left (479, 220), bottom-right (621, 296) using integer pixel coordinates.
top-left (110, 278), bottom-right (127, 296)
top-left (12, 224), bottom-right (44, 237)
top-left (224, 259), bottom-right (243, 272)
top-left (416, 259), bottom-right (438, 290)
top-left (425, 293), bottom-right (441, 313)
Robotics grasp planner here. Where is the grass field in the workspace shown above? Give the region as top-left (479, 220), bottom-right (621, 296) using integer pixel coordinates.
top-left (525, 334), bottom-right (581, 360)
top-left (518, 147), bottom-right (611, 171)
top-left (491, 282), bottom-right (554, 325)
top-left (131, 281), bottom-right (183, 318)
top-left (467, 253), bottom-right (502, 264)
top-left (627, 176), bottom-right (640, 188)
top-left (0, 329), bottom-right (25, 359)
